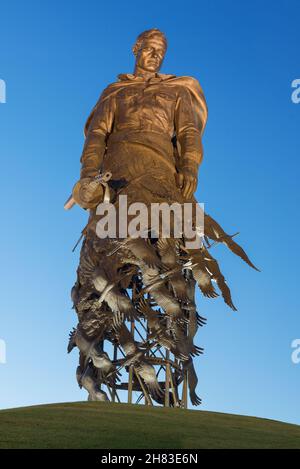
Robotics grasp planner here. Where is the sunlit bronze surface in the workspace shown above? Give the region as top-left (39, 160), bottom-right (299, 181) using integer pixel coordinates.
top-left (67, 29), bottom-right (257, 407)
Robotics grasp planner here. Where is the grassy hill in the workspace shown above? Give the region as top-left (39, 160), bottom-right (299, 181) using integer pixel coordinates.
top-left (0, 402), bottom-right (299, 449)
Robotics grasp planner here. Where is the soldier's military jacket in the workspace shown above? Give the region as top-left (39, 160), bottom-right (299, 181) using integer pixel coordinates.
top-left (80, 73), bottom-right (208, 181)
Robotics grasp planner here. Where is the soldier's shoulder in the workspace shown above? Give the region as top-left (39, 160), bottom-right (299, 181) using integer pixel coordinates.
top-left (170, 75), bottom-right (203, 93)
top-left (174, 75), bottom-right (200, 85)
top-left (99, 81), bottom-right (124, 99)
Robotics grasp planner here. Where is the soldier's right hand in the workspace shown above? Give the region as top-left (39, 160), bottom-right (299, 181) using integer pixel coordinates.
top-left (72, 177), bottom-right (104, 209)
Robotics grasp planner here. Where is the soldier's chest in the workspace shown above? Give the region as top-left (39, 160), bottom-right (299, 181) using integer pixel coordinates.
top-left (116, 85), bottom-right (177, 112)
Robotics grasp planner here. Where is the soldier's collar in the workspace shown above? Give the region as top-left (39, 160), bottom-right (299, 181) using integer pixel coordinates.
top-left (117, 73), bottom-right (176, 83)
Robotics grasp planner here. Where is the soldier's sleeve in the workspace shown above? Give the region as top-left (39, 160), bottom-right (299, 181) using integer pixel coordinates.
top-left (80, 90), bottom-right (116, 179)
top-left (174, 86), bottom-right (204, 176)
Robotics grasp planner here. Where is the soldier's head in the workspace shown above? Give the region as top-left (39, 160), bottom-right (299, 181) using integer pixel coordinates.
top-left (133, 29), bottom-right (167, 73)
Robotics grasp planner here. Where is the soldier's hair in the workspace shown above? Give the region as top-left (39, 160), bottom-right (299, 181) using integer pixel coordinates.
top-left (132, 29), bottom-right (167, 56)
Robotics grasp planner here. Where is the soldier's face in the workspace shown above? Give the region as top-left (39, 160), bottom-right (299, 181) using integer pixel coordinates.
top-left (136, 38), bottom-right (166, 72)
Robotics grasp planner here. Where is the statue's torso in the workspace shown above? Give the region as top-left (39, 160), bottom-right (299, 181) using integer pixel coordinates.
top-left (112, 81), bottom-right (178, 137)
top-left (102, 80), bottom-right (188, 179)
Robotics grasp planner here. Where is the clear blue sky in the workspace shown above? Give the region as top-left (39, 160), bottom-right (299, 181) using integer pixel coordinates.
top-left (1, 0), bottom-right (300, 425)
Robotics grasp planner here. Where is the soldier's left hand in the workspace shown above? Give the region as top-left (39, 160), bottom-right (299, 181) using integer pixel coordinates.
top-left (176, 168), bottom-right (198, 199)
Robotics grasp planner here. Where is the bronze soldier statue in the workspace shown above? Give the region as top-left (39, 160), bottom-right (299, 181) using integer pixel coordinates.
top-left (66, 29), bottom-right (258, 407)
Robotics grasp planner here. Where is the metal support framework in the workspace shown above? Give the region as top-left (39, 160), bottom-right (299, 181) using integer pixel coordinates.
top-left (104, 316), bottom-right (188, 409)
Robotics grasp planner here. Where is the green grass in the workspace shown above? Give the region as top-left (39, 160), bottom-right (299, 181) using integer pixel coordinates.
top-left (0, 402), bottom-right (299, 449)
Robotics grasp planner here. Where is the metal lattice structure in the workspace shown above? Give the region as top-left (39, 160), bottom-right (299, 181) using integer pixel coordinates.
top-left (108, 319), bottom-right (188, 408)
